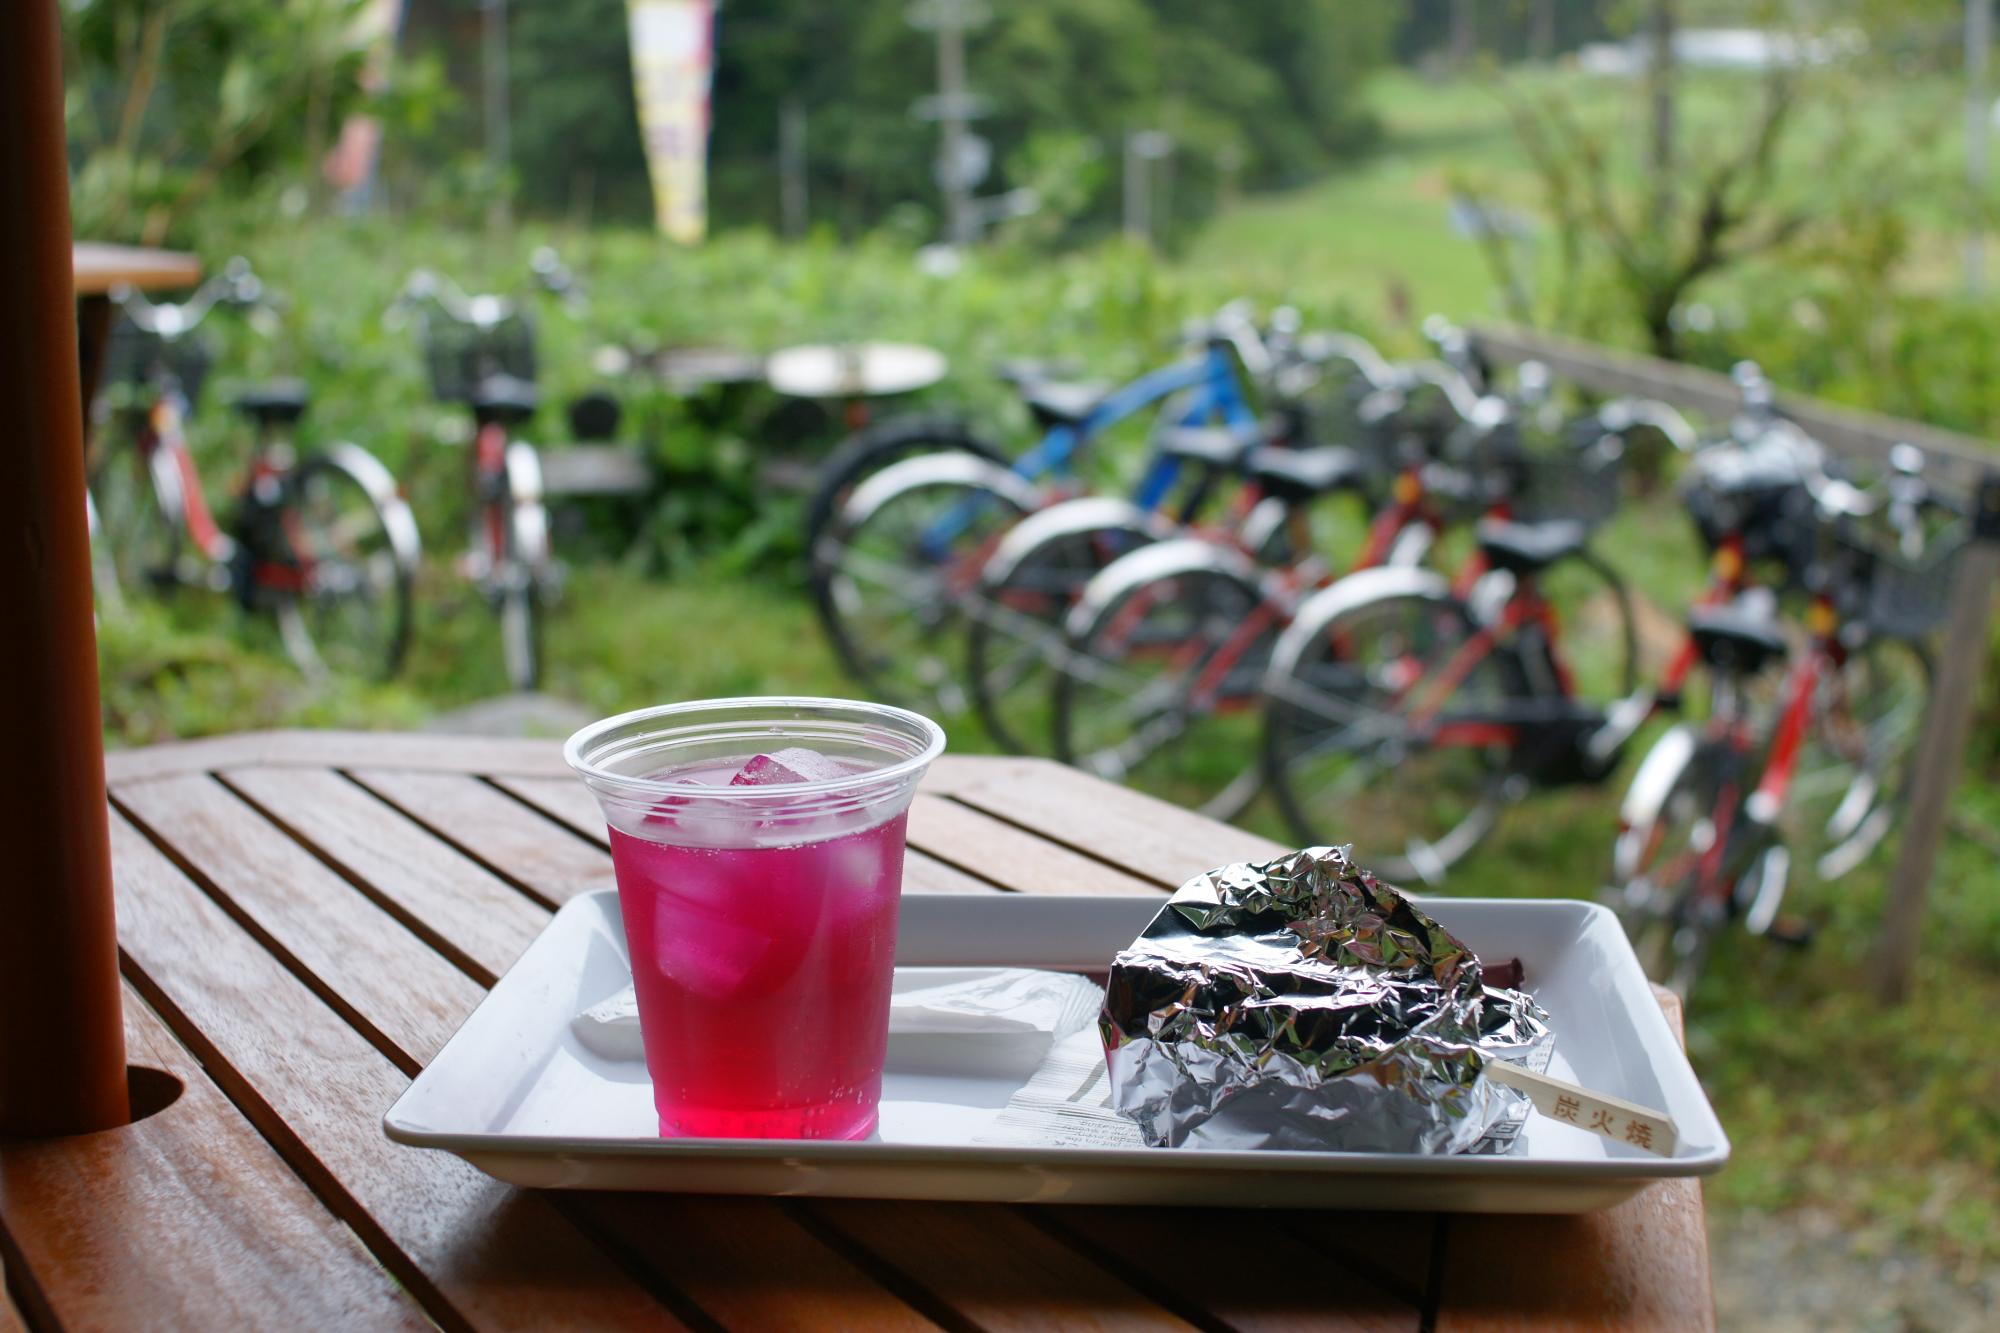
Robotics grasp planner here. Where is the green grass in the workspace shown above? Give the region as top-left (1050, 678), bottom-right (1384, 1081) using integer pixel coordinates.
top-left (1192, 66), bottom-right (1971, 346)
top-left (94, 60), bottom-right (2000, 1281)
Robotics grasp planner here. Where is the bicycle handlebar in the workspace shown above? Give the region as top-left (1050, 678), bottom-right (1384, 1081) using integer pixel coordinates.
top-left (387, 268), bottom-right (514, 330)
top-left (1596, 397), bottom-right (1699, 454)
top-left (112, 255), bottom-right (271, 339)
top-left (1299, 332), bottom-right (1399, 392)
top-left (1394, 359), bottom-right (1492, 426)
top-left (386, 248), bottom-right (585, 331)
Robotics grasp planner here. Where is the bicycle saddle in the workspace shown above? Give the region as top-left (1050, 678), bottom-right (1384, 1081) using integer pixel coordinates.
top-left (1474, 518), bottom-right (1589, 575)
top-left (1157, 424), bottom-right (1256, 468)
top-left (230, 378), bottom-right (310, 425)
top-left (1687, 606), bottom-right (1789, 674)
top-left (470, 373), bottom-right (542, 425)
top-left (1244, 445), bottom-right (1370, 500)
top-left (1012, 376), bottom-right (1109, 430)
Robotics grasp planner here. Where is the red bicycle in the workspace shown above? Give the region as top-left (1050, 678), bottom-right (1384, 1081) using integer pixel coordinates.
top-left (387, 252), bottom-right (579, 688)
top-left (89, 258), bottom-right (420, 678)
top-left (1050, 367), bottom-right (1651, 823)
top-left (1259, 371), bottom-right (1823, 886)
top-left (1606, 425), bottom-right (1955, 991)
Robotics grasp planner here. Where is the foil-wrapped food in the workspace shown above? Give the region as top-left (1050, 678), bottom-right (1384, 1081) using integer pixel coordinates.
top-left (1100, 845), bottom-right (1553, 1153)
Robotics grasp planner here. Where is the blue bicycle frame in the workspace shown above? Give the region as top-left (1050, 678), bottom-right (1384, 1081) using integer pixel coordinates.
top-left (921, 341), bottom-right (1257, 555)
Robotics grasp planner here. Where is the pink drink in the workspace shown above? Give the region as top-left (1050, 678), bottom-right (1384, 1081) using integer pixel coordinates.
top-left (609, 760), bottom-right (910, 1139)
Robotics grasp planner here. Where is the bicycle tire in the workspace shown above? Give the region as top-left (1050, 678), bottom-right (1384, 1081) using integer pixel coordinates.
top-left (804, 413), bottom-right (1007, 584)
top-left (1052, 549), bottom-right (1273, 823)
top-left (89, 433), bottom-right (183, 594)
top-left (86, 492), bottom-right (125, 616)
top-left (1794, 634), bottom-right (1932, 881)
top-left (815, 454), bottom-right (1035, 716)
top-left (1540, 545), bottom-right (1639, 702)
top-left (1262, 576), bottom-right (1523, 884)
top-left (272, 444), bottom-right (421, 680)
top-left (499, 576), bottom-right (542, 691)
top-left (1607, 728), bottom-right (1737, 994)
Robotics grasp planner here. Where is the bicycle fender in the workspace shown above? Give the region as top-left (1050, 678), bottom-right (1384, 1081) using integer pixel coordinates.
top-left (1063, 537), bottom-right (1261, 640)
top-left (504, 442), bottom-right (551, 566)
top-left (840, 451), bottom-right (1042, 532)
top-left (324, 442), bottom-right (424, 564)
top-left (1236, 497), bottom-right (1290, 564)
top-left (503, 440), bottom-right (546, 506)
top-left (1270, 565), bottom-right (1454, 680)
top-left (323, 441), bottom-right (398, 504)
top-left (980, 496), bottom-right (1171, 589)
top-left (147, 442), bottom-right (189, 530)
top-left (1612, 724), bottom-right (1700, 883)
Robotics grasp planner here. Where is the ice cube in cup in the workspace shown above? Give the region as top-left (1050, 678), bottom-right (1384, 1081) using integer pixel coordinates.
top-left (730, 746), bottom-right (850, 786)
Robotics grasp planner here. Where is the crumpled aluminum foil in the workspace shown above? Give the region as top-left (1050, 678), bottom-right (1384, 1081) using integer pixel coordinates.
top-left (1100, 845), bottom-right (1553, 1153)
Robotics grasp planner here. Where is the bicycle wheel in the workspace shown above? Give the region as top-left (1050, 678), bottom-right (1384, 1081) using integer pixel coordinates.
top-left (804, 413), bottom-right (1007, 584)
top-left (1789, 635), bottom-right (1931, 881)
top-left (967, 500), bottom-right (1161, 754)
top-left (86, 492), bottom-right (124, 616)
top-left (1053, 559), bottom-right (1273, 822)
top-left (89, 434), bottom-right (182, 594)
top-left (816, 455), bottom-right (1034, 715)
top-left (1263, 581), bottom-right (1519, 884)
top-left (1537, 546), bottom-right (1638, 702)
top-left (1607, 728), bottom-right (1740, 994)
top-left (273, 445), bottom-right (420, 679)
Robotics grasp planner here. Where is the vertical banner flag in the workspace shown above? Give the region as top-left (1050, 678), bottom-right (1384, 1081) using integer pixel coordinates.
top-left (627, 0), bottom-right (717, 243)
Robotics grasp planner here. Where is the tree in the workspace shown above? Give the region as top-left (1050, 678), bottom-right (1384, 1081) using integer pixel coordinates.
top-left (1481, 41), bottom-right (1933, 359)
top-left (63, 0), bottom-right (374, 245)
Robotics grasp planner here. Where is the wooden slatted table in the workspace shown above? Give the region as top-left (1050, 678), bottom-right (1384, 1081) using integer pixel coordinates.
top-left (2, 731), bottom-right (1714, 1330)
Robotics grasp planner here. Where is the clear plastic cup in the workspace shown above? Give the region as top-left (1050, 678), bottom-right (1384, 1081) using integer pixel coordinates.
top-left (565, 697), bottom-right (945, 1139)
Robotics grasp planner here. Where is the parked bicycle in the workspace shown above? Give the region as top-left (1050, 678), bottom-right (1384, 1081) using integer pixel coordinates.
top-left (1606, 386), bottom-right (1961, 991)
top-left (1059, 368), bottom-right (1662, 825)
top-left (808, 304), bottom-right (1277, 717)
top-left (388, 250), bottom-right (580, 689)
top-left (957, 329), bottom-right (1421, 755)
top-left (1259, 361), bottom-right (1955, 929)
top-left (89, 258), bottom-right (420, 678)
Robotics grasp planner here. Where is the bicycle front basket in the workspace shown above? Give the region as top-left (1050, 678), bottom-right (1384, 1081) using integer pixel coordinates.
top-left (103, 321), bottom-right (214, 408)
top-left (419, 309), bottom-right (538, 404)
top-left (1863, 530), bottom-right (1967, 641)
top-left (1508, 437), bottom-right (1625, 529)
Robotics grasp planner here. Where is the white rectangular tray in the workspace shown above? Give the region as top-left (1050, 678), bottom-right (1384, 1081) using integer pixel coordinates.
top-left (385, 891), bottom-right (1728, 1212)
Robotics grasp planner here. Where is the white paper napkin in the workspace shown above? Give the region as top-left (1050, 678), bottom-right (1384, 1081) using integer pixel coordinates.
top-left (571, 966), bottom-right (1104, 1063)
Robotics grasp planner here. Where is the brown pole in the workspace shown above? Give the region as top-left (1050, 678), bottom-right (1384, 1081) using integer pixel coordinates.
top-left (0, 0), bottom-right (129, 1135)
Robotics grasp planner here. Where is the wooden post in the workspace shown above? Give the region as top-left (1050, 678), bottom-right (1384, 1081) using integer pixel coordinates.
top-left (1878, 476), bottom-right (2000, 1002)
top-left (0, 0), bottom-right (130, 1134)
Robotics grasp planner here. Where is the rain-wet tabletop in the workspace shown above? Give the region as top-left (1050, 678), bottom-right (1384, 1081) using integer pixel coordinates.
top-left (0, 731), bottom-right (1712, 1330)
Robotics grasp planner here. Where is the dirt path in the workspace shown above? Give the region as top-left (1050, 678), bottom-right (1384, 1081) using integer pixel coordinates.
top-left (1711, 1207), bottom-right (1996, 1330)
